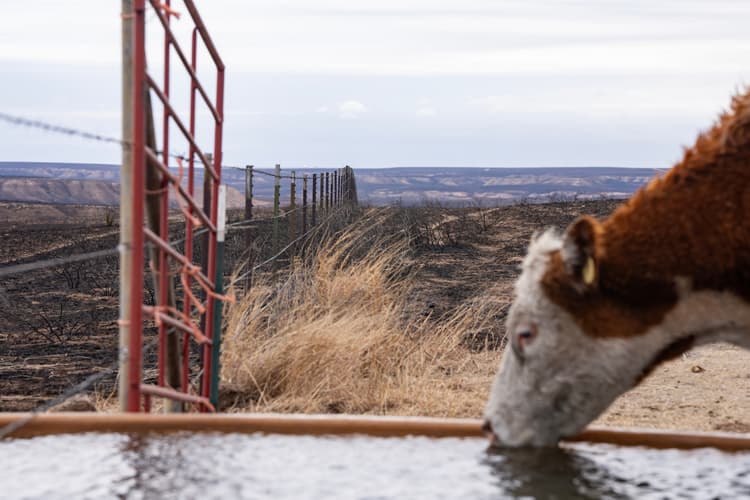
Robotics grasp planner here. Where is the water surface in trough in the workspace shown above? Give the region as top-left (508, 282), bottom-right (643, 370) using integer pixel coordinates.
top-left (2, 432), bottom-right (750, 499)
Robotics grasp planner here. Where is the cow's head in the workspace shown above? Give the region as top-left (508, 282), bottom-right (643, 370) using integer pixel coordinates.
top-left (483, 216), bottom-right (675, 447)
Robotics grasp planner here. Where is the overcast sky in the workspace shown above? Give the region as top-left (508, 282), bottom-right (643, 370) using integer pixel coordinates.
top-left (2, 0), bottom-right (750, 168)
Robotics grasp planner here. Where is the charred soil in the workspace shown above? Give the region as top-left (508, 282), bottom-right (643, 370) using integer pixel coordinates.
top-left (2, 200), bottom-right (749, 433)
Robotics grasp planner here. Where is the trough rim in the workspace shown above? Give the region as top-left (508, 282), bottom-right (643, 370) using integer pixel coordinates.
top-left (1, 412), bottom-right (749, 452)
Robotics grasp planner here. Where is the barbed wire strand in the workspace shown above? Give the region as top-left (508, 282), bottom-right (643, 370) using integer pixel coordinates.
top-left (0, 247), bottom-right (120, 279)
top-left (0, 203), bottom-right (311, 279)
top-left (229, 205), bottom-right (351, 287)
top-left (0, 111), bottom-right (339, 181)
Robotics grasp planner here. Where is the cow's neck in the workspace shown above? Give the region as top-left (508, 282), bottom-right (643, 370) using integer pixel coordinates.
top-left (595, 156), bottom-right (750, 352)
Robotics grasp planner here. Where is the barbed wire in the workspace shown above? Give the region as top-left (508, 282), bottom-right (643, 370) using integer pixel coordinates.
top-left (225, 205), bottom-right (306, 230)
top-left (0, 247), bottom-right (120, 279)
top-left (223, 165), bottom-right (342, 179)
top-left (0, 112), bottom-right (128, 148)
top-left (229, 204), bottom-right (351, 287)
top-left (0, 111), bottom-right (345, 182)
top-left (0, 204), bottom-right (313, 279)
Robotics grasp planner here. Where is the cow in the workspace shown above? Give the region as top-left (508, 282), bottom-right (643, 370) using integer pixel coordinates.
top-left (483, 89), bottom-right (750, 447)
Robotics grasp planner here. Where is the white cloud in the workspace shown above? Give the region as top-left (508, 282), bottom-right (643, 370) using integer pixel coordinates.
top-left (338, 100), bottom-right (367, 119)
top-left (316, 106), bottom-right (330, 113)
top-left (416, 106), bottom-right (437, 117)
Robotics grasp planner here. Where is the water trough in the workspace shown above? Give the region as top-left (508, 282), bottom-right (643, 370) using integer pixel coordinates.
top-left (3, 413), bottom-right (750, 499)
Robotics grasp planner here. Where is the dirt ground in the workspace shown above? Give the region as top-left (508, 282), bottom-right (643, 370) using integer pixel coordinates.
top-left (404, 199), bottom-right (750, 433)
top-left (2, 200), bottom-right (749, 433)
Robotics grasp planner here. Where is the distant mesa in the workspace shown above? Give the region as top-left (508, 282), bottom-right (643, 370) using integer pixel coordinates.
top-left (0, 162), bottom-right (658, 207)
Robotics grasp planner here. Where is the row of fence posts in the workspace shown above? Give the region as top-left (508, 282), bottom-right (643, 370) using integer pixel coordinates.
top-left (242, 164), bottom-right (357, 289)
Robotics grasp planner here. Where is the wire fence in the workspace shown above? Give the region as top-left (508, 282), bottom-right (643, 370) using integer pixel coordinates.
top-left (0, 110), bottom-right (360, 429)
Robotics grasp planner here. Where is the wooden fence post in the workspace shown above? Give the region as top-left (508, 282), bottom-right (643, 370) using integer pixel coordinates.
top-left (332, 170), bottom-right (337, 206)
top-left (289, 171), bottom-right (296, 253)
top-left (303, 174), bottom-right (308, 235)
top-left (272, 164), bottom-right (281, 268)
top-left (343, 166), bottom-right (349, 203)
top-left (325, 172), bottom-right (330, 211)
top-left (320, 172), bottom-right (325, 212)
top-left (244, 165), bottom-right (253, 291)
top-left (311, 173), bottom-right (317, 226)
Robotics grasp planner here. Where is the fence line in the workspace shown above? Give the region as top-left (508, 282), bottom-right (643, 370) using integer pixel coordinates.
top-left (0, 111), bottom-right (339, 185)
top-left (0, 27), bottom-right (357, 418)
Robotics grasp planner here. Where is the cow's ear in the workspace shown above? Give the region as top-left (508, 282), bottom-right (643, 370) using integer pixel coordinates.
top-left (561, 216), bottom-right (601, 289)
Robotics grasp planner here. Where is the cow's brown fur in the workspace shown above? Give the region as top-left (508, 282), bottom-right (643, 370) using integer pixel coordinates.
top-left (542, 90), bottom-right (750, 338)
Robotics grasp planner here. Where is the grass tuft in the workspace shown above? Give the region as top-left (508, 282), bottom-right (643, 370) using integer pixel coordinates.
top-left (220, 215), bottom-right (504, 417)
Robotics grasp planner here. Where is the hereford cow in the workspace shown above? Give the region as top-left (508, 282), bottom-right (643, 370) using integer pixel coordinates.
top-left (483, 90), bottom-right (750, 447)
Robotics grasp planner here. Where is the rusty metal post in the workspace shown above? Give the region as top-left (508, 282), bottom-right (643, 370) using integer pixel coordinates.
top-left (198, 153), bottom-right (212, 345)
top-left (126, 0), bottom-right (147, 412)
top-left (311, 173), bottom-right (317, 226)
top-left (144, 79), bottom-right (182, 412)
top-left (182, 26), bottom-right (199, 396)
top-left (302, 174), bottom-right (308, 235)
top-left (201, 154), bottom-right (213, 278)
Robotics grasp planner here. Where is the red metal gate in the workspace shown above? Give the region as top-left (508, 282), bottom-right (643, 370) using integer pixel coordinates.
top-left (125, 0), bottom-right (225, 412)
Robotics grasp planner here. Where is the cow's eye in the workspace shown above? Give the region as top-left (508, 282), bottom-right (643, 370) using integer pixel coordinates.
top-left (511, 325), bottom-right (538, 363)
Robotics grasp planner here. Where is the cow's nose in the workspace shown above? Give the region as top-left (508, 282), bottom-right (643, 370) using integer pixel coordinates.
top-left (481, 419), bottom-right (493, 435)
top-left (481, 419), bottom-right (499, 445)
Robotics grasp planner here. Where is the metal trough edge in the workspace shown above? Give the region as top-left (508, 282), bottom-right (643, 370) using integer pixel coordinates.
top-left (1, 413), bottom-right (749, 452)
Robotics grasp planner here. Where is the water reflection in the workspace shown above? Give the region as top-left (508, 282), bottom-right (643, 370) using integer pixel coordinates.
top-left (483, 445), bottom-right (629, 499)
top-left (117, 433), bottom-right (222, 499)
top-left (3, 432), bottom-right (747, 499)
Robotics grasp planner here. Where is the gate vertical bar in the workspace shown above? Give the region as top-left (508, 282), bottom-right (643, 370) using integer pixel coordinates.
top-left (127, 0), bottom-right (147, 412)
top-left (156, 0), bottom-right (172, 390)
top-left (181, 27), bottom-right (199, 394)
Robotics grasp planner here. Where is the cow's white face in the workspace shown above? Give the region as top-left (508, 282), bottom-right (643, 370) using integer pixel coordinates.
top-left (483, 219), bottom-right (664, 447)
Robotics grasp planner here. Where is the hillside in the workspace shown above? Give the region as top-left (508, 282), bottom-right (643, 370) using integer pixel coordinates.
top-left (0, 162), bottom-right (660, 206)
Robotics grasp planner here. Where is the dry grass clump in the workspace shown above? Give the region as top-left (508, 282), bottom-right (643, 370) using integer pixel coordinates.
top-left (220, 219), bottom-right (505, 417)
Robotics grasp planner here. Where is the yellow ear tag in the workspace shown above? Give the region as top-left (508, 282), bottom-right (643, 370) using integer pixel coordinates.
top-left (582, 256), bottom-right (596, 285)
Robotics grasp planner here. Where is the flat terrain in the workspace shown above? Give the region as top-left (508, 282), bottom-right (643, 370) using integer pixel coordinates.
top-left (402, 199), bottom-right (750, 432)
top-left (1, 200), bottom-right (749, 433)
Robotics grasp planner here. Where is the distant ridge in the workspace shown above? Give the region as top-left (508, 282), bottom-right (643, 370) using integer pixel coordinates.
top-left (0, 162), bottom-right (660, 206)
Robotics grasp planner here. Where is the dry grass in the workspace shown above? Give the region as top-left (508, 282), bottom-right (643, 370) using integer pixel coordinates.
top-left (220, 217), bottom-right (504, 417)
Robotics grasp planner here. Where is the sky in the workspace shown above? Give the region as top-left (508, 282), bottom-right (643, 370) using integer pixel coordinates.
top-left (1, 0), bottom-right (750, 168)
